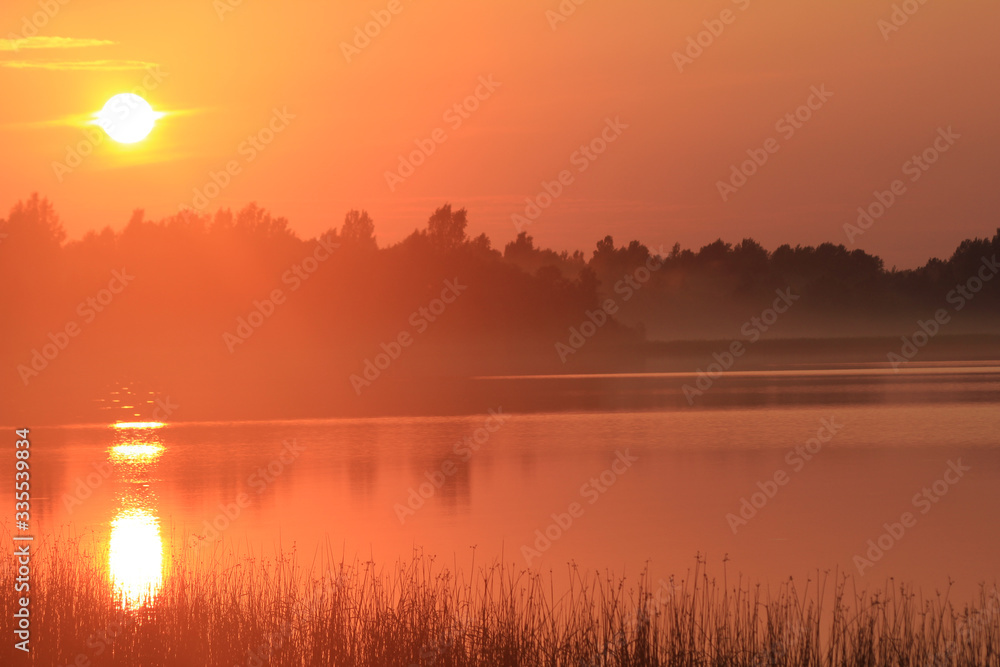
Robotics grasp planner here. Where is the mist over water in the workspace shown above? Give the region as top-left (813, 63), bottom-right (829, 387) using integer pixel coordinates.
top-left (23, 368), bottom-right (1000, 607)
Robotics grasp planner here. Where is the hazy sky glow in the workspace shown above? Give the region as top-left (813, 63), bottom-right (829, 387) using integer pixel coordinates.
top-left (2, 0), bottom-right (998, 267)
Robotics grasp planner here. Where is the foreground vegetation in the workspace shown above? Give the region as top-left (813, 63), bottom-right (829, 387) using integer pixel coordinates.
top-left (2, 538), bottom-right (998, 666)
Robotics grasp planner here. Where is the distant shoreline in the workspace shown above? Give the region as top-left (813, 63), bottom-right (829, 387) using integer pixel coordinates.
top-left (6, 336), bottom-right (997, 428)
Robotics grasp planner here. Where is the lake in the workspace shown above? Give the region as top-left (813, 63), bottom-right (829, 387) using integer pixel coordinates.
top-left (21, 365), bottom-right (1000, 607)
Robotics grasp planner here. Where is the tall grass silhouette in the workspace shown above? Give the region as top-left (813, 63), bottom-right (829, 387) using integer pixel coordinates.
top-left (2, 536), bottom-right (997, 665)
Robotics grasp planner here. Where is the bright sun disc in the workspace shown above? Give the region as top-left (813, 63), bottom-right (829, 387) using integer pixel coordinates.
top-left (97, 93), bottom-right (157, 143)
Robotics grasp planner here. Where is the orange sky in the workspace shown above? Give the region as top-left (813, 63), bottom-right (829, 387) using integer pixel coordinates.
top-left (2, 0), bottom-right (998, 267)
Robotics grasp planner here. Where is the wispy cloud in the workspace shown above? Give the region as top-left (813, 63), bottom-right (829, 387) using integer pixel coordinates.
top-left (0, 36), bottom-right (155, 72)
top-left (0, 36), bottom-right (115, 51)
top-left (0, 60), bottom-right (157, 71)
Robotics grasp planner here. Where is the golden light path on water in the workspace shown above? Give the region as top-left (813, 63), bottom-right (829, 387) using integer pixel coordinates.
top-left (107, 423), bottom-right (167, 607)
top-left (110, 442), bottom-right (165, 459)
top-left (112, 421), bottom-right (166, 430)
top-left (109, 508), bottom-right (164, 607)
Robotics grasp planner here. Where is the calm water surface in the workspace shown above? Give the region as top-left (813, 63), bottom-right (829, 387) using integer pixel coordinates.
top-left (16, 366), bottom-right (1000, 605)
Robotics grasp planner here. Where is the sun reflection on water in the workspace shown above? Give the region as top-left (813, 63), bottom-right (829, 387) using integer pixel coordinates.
top-left (108, 425), bottom-right (165, 476)
top-left (106, 420), bottom-right (167, 607)
top-left (112, 421), bottom-right (166, 430)
top-left (110, 441), bottom-right (165, 462)
top-left (109, 506), bottom-right (164, 607)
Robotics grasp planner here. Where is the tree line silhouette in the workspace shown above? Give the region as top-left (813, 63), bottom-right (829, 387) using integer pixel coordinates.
top-left (1, 194), bottom-right (997, 423)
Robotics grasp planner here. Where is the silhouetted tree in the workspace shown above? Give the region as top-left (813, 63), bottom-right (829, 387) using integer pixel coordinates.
top-left (2, 193), bottom-right (998, 425)
top-left (427, 204), bottom-right (468, 249)
top-left (341, 210), bottom-right (377, 250)
top-left (0, 193), bottom-right (65, 251)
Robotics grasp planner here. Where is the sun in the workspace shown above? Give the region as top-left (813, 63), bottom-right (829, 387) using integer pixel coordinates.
top-left (97, 93), bottom-right (158, 144)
